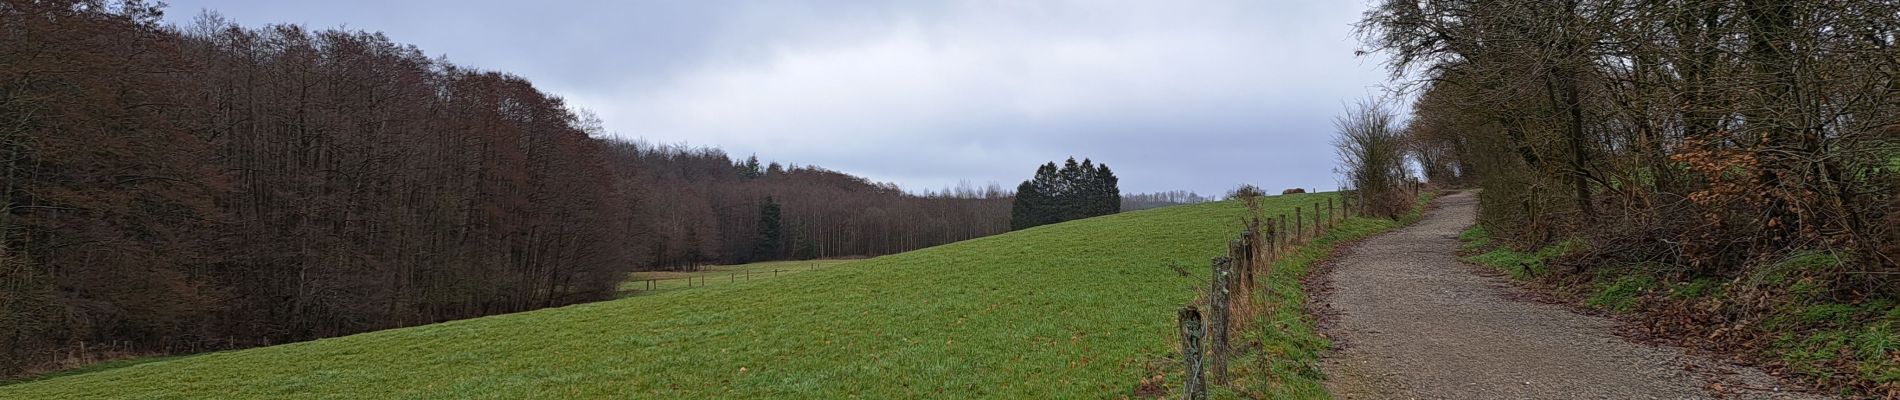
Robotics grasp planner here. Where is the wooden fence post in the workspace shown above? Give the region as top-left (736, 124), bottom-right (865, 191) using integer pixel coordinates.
top-left (1343, 193), bottom-right (1352, 218)
top-left (1249, 218), bottom-right (1267, 267)
top-left (1233, 233), bottom-right (1255, 307)
top-left (1278, 215), bottom-right (1288, 248)
top-left (1208, 256), bottom-right (1232, 386)
top-left (1328, 198), bottom-right (1336, 228)
top-left (1179, 307), bottom-right (1207, 400)
top-left (1266, 223), bottom-right (1277, 262)
top-left (1254, 224), bottom-right (1272, 307)
top-left (1314, 202), bottom-right (1323, 236)
top-left (1295, 207), bottom-right (1304, 243)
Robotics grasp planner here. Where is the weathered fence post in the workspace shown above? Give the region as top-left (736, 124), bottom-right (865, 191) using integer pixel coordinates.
top-left (1254, 223), bottom-right (1272, 305)
top-left (1314, 202), bottom-right (1323, 236)
top-left (1278, 215), bottom-right (1288, 248)
top-left (1208, 256), bottom-right (1232, 386)
top-left (1356, 190), bottom-right (1364, 217)
top-left (1266, 223), bottom-right (1277, 261)
top-left (1231, 227), bottom-right (1262, 341)
top-left (1233, 233), bottom-right (1254, 308)
top-left (1328, 198), bottom-right (1336, 228)
top-left (1295, 207), bottom-right (1304, 243)
top-left (1249, 218), bottom-right (1267, 267)
top-left (1179, 307), bottom-right (1207, 400)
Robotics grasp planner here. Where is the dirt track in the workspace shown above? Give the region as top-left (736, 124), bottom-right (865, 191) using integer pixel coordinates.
top-left (1315, 192), bottom-right (1827, 399)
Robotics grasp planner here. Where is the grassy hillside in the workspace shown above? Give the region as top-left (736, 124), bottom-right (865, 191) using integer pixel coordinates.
top-left (1, 193), bottom-right (1365, 399)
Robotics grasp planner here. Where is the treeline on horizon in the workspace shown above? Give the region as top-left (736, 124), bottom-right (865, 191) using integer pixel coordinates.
top-left (0, 1), bottom-right (1011, 376)
top-left (1121, 190), bottom-right (1215, 212)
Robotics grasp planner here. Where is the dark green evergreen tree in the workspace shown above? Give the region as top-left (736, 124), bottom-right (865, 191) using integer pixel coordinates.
top-left (738, 155), bottom-right (764, 179)
top-left (1011, 181), bottom-right (1045, 230)
top-left (1058, 158), bottom-right (1083, 220)
top-left (1010, 158), bottom-right (1120, 230)
top-left (754, 196), bottom-right (784, 260)
top-left (1094, 163), bottom-right (1120, 215)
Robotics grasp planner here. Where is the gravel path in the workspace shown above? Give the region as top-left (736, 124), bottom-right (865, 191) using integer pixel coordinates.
top-left (1315, 192), bottom-right (1826, 400)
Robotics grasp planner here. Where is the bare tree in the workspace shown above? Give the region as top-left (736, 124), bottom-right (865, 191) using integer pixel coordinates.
top-left (1334, 99), bottom-right (1410, 218)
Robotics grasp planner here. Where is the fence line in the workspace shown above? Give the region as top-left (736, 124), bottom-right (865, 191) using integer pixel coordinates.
top-left (625, 262), bottom-right (845, 294)
top-left (1179, 193), bottom-right (1352, 395)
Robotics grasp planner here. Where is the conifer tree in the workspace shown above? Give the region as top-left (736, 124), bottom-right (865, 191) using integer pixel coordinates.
top-left (754, 196), bottom-right (784, 260)
top-left (1010, 158), bottom-right (1120, 230)
top-left (1095, 163), bottom-right (1121, 215)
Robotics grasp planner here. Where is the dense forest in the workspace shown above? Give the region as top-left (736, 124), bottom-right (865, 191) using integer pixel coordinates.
top-left (1349, 0), bottom-right (1898, 391)
top-left (0, 1), bottom-right (1010, 376)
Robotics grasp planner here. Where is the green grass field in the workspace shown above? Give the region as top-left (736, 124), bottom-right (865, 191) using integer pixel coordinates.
top-left (0, 192), bottom-right (1393, 399)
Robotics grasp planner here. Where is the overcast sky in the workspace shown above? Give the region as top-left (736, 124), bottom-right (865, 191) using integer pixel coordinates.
top-left (159, 1), bottom-right (1392, 195)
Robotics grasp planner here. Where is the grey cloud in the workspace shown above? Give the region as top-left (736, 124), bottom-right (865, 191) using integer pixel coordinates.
top-left (162, 0), bottom-right (1388, 195)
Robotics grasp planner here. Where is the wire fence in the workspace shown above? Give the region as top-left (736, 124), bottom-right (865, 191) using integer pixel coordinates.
top-left (619, 262), bottom-right (851, 295)
top-left (1180, 194), bottom-right (1348, 397)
